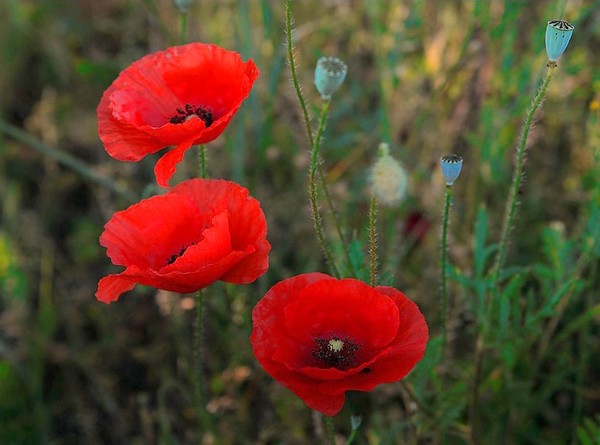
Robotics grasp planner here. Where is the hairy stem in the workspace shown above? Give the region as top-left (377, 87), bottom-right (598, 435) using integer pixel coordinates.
top-left (369, 195), bottom-right (378, 286)
top-left (198, 145), bottom-right (206, 179)
top-left (491, 65), bottom-right (556, 288)
top-left (179, 12), bottom-right (188, 44)
top-left (285, 0), bottom-right (314, 148)
top-left (194, 289), bottom-right (205, 405)
top-left (319, 163), bottom-right (357, 277)
top-left (285, 0), bottom-right (354, 277)
top-left (193, 288), bottom-right (213, 433)
top-left (440, 186), bottom-right (452, 358)
top-left (324, 416), bottom-right (336, 445)
top-left (309, 100), bottom-right (340, 277)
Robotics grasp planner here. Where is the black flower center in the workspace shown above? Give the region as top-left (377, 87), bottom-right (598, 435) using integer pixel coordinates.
top-left (169, 104), bottom-right (213, 127)
top-left (312, 334), bottom-right (359, 370)
top-left (166, 243), bottom-right (195, 265)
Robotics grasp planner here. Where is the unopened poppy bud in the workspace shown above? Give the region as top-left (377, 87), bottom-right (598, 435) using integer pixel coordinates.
top-left (314, 56), bottom-right (347, 100)
top-left (440, 154), bottom-right (463, 187)
top-left (370, 143), bottom-right (408, 206)
top-left (174, 0), bottom-right (194, 13)
top-left (545, 20), bottom-right (574, 64)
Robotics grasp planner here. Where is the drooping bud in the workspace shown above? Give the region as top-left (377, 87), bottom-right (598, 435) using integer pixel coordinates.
top-left (314, 56), bottom-right (347, 100)
top-left (545, 20), bottom-right (574, 64)
top-left (440, 154), bottom-right (463, 187)
top-left (370, 143), bottom-right (408, 206)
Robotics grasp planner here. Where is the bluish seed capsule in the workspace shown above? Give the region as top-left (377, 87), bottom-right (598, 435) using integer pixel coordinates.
top-left (314, 56), bottom-right (347, 100)
top-left (440, 154), bottom-right (463, 187)
top-left (174, 0), bottom-right (194, 13)
top-left (545, 20), bottom-right (574, 63)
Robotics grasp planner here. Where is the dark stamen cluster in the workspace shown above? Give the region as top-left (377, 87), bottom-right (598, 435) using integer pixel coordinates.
top-left (169, 104), bottom-right (214, 127)
top-left (166, 243), bottom-right (195, 265)
top-left (312, 334), bottom-right (359, 370)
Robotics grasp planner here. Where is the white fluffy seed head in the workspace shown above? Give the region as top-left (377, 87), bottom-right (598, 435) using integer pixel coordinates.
top-left (370, 143), bottom-right (408, 206)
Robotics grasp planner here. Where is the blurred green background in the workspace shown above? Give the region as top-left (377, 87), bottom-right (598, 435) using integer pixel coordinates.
top-left (1, 0), bottom-right (599, 443)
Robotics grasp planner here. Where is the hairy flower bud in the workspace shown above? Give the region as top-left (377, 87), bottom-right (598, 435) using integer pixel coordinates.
top-left (370, 143), bottom-right (408, 206)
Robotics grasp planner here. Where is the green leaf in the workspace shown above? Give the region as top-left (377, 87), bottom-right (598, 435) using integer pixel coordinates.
top-left (473, 206), bottom-right (496, 277)
top-left (348, 239), bottom-right (369, 282)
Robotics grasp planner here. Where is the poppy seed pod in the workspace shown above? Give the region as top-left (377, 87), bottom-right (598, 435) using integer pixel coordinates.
top-left (314, 56), bottom-right (347, 100)
top-left (545, 20), bottom-right (574, 63)
top-left (440, 154), bottom-right (463, 187)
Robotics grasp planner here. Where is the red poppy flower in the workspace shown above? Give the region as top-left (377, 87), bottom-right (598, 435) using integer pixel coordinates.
top-left (96, 179), bottom-right (270, 303)
top-left (250, 273), bottom-right (428, 416)
top-left (97, 43), bottom-right (259, 187)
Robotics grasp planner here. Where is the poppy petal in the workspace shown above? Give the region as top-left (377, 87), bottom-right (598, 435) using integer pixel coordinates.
top-left (100, 194), bottom-right (204, 269)
top-left (96, 273), bottom-right (138, 304)
top-left (220, 238), bottom-right (271, 284)
top-left (97, 88), bottom-right (166, 161)
top-left (283, 278), bottom-right (399, 349)
top-left (154, 137), bottom-right (196, 188)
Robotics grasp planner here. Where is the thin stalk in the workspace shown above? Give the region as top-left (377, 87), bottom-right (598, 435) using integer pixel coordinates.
top-left (470, 64), bottom-right (556, 445)
top-left (193, 288), bottom-right (211, 431)
top-left (0, 118), bottom-right (136, 201)
top-left (198, 145), bottom-right (206, 178)
top-left (309, 100), bottom-right (340, 277)
top-left (179, 12), bottom-right (188, 44)
top-left (368, 195), bottom-right (378, 286)
top-left (319, 162), bottom-right (357, 277)
top-left (491, 65), bottom-right (556, 288)
top-left (285, 0), bottom-right (353, 276)
top-left (440, 186), bottom-right (452, 358)
top-left (194, 289), bottom-right (204, 406)
top-left (285, 0), bottom-right (314, 149)
top-left (346, 424), bottom-right (359, 445)
top-left (324, 416), bottom-right (336, 445)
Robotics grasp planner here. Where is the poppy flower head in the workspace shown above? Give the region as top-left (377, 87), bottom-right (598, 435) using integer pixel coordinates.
top-left (96, 179), bottom-right (270, 303)
top-left (97, 43), bottom-right (259, 187)
top-left (251, 273), bottom-right (428, 416)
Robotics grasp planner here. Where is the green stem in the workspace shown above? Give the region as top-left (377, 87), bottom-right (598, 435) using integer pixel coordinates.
top-left (309, 100), bottom-right (340, 277)
top-left (440, 186), bottom-right (452, 357)
top-left (179, 12), bottom-right (188, 44)
top-left (285, 0), bottom-right (314, 149)
top-left (285, 0), bottom-right (354, 277)
top-left (324, 416), bottom-right (336, 445)
top-left (369, 195), bottom-right (378, 286)
top-left (0, 118), bottom-right (136, 201)
top-left (198, 145), bottom-right (206, 178)
top-left (193, 289), bottom-right (210, 428)
top-left (318, 163), bottom-right (357, 277)
top-left (491, 65), bottom-right (556, 288)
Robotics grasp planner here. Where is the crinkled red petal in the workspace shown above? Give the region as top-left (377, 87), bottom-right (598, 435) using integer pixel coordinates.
top-left (100, 194), bottom-right (205, 269)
